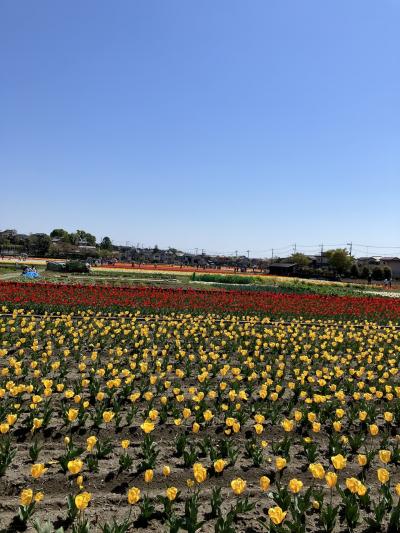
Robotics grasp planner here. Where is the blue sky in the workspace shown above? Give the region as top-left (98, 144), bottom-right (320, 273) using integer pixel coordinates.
top-left (1, 0), bottom-right (399, 257)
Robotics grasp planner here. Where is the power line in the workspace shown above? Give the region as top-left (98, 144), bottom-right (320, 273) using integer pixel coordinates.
top-left (110, 241), bottom-right (400, 259)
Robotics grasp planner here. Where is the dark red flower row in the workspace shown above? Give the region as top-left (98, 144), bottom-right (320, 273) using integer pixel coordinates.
top-left (0, 281), bottom-right (398, 320)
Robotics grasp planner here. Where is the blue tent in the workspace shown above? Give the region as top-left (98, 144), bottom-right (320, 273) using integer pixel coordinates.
top-left (23, 271), bottom-right (39, 279)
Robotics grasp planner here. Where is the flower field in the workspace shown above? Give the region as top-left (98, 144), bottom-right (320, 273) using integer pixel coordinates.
top-left (2, 281), bottom-right (400, 320)
top-left (0, 302), bottom-right (400, 532)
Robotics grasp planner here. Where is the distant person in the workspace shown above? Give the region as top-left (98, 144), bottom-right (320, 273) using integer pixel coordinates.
top-left (389, 277), bottom-right (392, 288)
top-left (367, 272), bottom-right (372, 285)
top-left (384, 278), bottom-right (388, 289)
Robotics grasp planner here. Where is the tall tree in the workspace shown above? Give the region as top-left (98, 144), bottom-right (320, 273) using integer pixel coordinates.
top-left (326, 249), bottom-right (353, 274)
top-left (289, 253), bottom-right (311, 267)
top-left (100, 236), bottom-right (113, 250)
top-left (28, 233), bottom-right (51, 256)
top-left (50, 228), bottom-right (70, 242)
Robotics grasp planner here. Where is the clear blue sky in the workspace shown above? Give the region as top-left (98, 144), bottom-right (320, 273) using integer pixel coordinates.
top-left (1, 0), bottom-right (399, 257)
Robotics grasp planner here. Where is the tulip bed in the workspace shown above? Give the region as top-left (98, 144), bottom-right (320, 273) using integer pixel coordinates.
top-left (1, 280), bottom-right (400, 320)
top-left (0, 307), bottom-right (400, 533)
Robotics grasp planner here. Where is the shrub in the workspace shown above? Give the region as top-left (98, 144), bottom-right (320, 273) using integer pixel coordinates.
top-left (194, 274), bottom-right (253, 285)
top-left (383, 266), bottom-right (392, 279)
top-left (349, 264), bottom-right (360, 279)
top-left (360, 266), bottom-right (370, 279)
top-left (372, 266), bottom-right (384, 281)
top-left (66, 261), bottom-right (90, 274)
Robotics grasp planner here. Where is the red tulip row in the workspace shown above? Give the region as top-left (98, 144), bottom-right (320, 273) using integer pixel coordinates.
top-left (0, 281), bottom-right (399, 320)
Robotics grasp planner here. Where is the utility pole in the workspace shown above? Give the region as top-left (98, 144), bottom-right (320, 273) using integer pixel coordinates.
top-left (293, 244), bottom-right (297, 254)
top-left (195, 248), bottom-right (198, 256)
top-left (201, 249), bottom-right (205, 255)
top-left (246, 250), bottom-right (250, 259)
top-left (235, 250), bottom-right (238, 258)
top-left (319, 244), bottom-right (324, 268)
top-left (347, 242), bottom-right (353, 257)
top-left (271, 249), bottom-right (274, 262)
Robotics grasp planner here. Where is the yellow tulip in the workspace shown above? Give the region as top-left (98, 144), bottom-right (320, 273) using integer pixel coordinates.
top-left (232, 421), bottom-right (241, 433)
top-left (213, 459), bottom-right (226, 473)
top-left (268, 506), bottom-right (287, 525)
top-left (67, 459), bottom-right (83, 475)
top-left (275, 457), bottom-right (287, 471)
top-left (67, 408), bottom-right (78, 422)
top-left (86, 435), bottom-right (97, 452)
top-left (231, 478), bottom-right (247, 495)
top-left (102, 411), bottom-right (114, 423)
top-left (331, 454), bottom-right (346, 470)
top-left (325, 472), bottom-right (338, 488)
top-left (281, 419), bottom-right (294, 432)
top-left (34, 491), bottom-right (44, 503)
top-left (379, 450), bottom-right (391, 464)
top-left (32, 418), bottom-right (43, 431)
top-left (75, 492), bottom-right (91, 510)
top-left (369, 424), bottom-right (379, 436)
top-left (127, 487), bottom-right (141, 504)
top-left (309, 463), bottom-right (325, 480)
top-left (183, 408), bottom-right (191, 419)
top-left (384, 412), bottom-right (394, 423)
top-left (20, 488), bottom-right (34, 506)
top-left (260, 475), bottom-right (271, 491)
top-left (288, 478), bottom-right (303, 494)
top-left (294, 410), bottom-right (303, 422)
top-left (312, 422), bottom-right (321, 433)
top-left (166, 487), bottom-right (178, 501)
top-left (358, 454), bottom-right (367, 467)
top-left (6, 414), bottom-right (17, 425)
top-left (377, 468), bottom-right (390, 484)
top-left (144, 469), bottom-right (154, 483)
top-left (193, 463), bottom-right (207, 483)
top-left (203, 409), bottom-right (214, 422)
top-left (346, 477), bottom-right (367, 496)
top-left (140, 420), bottom-right (155, 433)
top-left (148, 409), bottom-right (159, 421)
top-left (31, 463), bottom-right (47, 479)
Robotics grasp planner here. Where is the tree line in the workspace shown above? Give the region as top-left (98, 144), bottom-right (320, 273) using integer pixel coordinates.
top-left (289, 250), bottom-right (392, 280)
top-left (0, 228), bottom-right (113, 258)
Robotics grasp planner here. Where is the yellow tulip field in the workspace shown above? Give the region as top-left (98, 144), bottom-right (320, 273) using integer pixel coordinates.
top-left (0, 307), bottom-right (400, 532)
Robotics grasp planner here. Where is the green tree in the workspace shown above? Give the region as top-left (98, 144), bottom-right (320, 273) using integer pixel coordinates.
top-left (289, 253), bottom-right (311, 267)
top-left (70, 230), bottom-right (96, 246)
top-left (350, 263), bottom-right (360, 278)
top-left (50, 228), bottom-right (70, 242)
top-left (326, 249), bottom-right (352, 274)
top-left (372, 266), bottom-right (384, 280)
top-left (360, 266), bottom-right (370, 279)
top-left (100, 236), bottom-right (113, 250)
top-left (28, 234), bottom-right (51, 256)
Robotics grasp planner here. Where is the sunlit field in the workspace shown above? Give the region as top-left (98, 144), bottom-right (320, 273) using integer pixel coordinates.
top-left (0, 288), bottom-right (400, 532)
